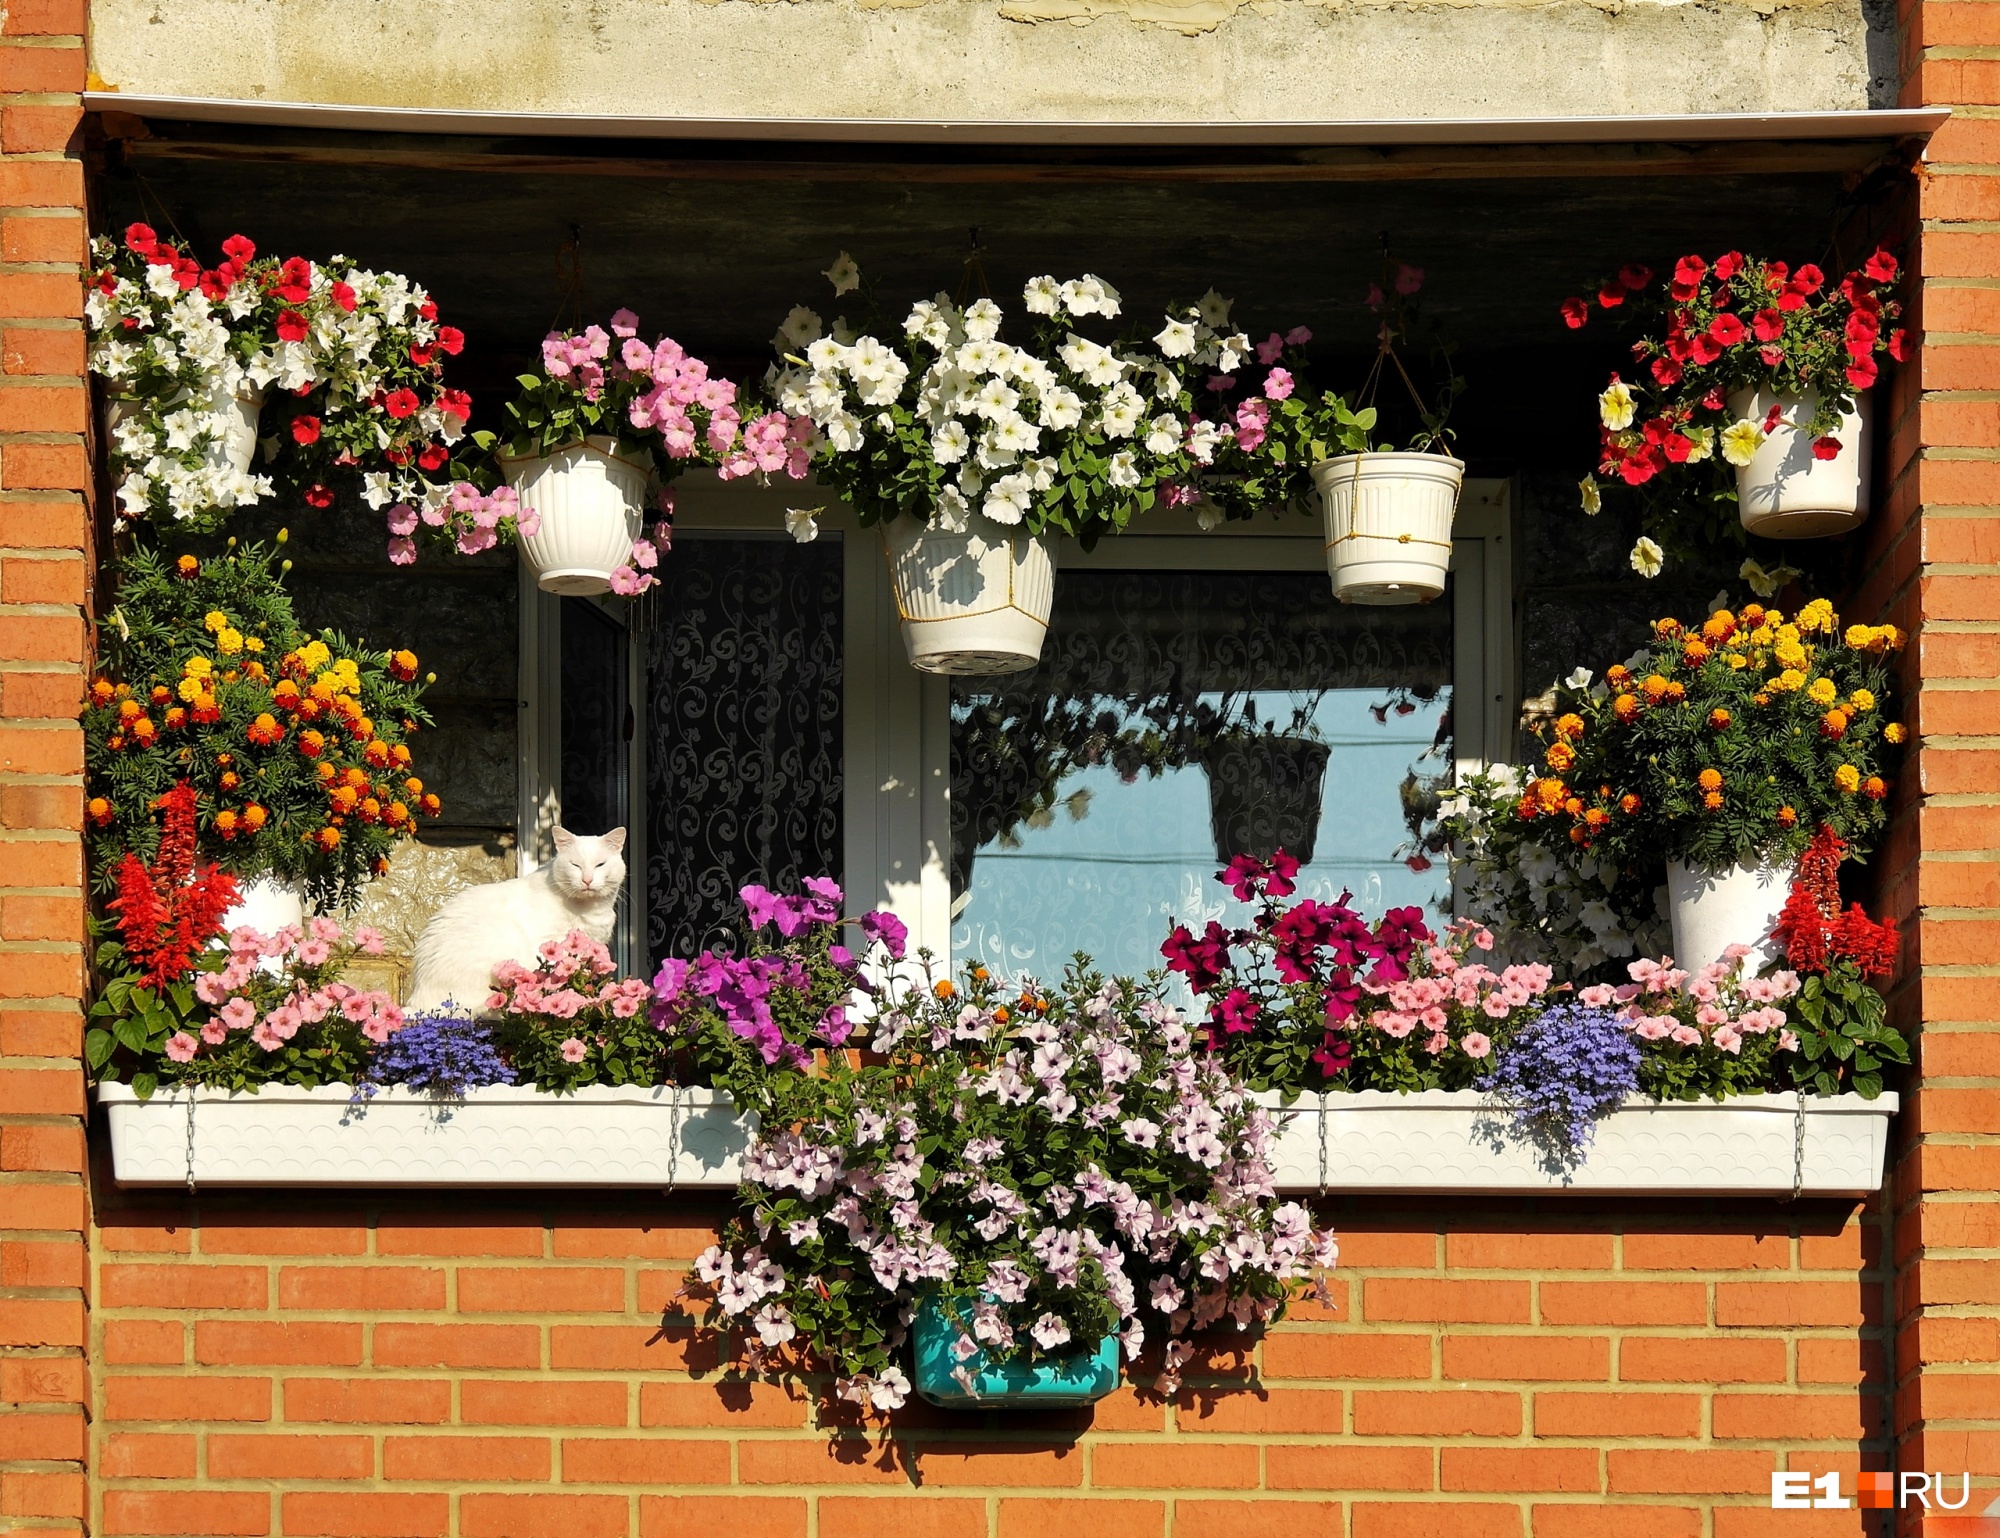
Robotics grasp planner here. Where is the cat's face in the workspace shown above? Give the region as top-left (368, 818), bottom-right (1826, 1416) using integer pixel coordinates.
top-left (550, 825), bottom-right (627, 899)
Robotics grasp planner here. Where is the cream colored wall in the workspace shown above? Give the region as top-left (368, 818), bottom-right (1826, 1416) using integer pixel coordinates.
top-left (88, 0), bottom-right (1885, 122)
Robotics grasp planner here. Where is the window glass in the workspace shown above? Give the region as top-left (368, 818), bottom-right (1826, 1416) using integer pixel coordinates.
top-left (951, 568), bottom-right (1450, 981)
top-left (558, 596), bottom-right (629, 843)
top-left (644, 535), bottom-right (843, 964)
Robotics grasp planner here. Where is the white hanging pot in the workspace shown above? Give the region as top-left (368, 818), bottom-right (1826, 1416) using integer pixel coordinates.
top-left (881, 513), bottom-right (1055, 675)
top-left (105, 384), bottom-right (263, 478)
top-left (500, 436), bottom-right (654, 597)
top-left (1666, 854), bottom-right (1793, 977)
top-left (1313, 451), bottom-right (1463, 605)
top-left (1727, 388), bottom-right (1871, 540)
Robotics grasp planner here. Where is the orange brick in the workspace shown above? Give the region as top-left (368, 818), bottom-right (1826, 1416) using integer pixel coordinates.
top-left (1533, 1505), bottom-right (1700, 1538)
top-left (0, 1354), bottom-right (83, 1403)
top-left (1333, 1231), bottom-right (1439, 1268)
top-left (0, 1235), bottom-right (82, 1285)
top-left (384, 1436), bottom-right (551, 1483)
top-left (0, 214), bottom-right (82, 267)
top-left (1539, 1282), bottom-right (1707, 1327)
top-left (458, 1266), bottom-right (626, 1313)
top-left (0, 667), bottom-right (83, 717)
top-left (460, 1379), bottom-right (628, 1427)
top-left (1, 1467), bottom-right (84, 1518)
top-left (734, 1441), bottom-right (907, 1487)
top-left (1443, 1447), bottom-right (1601, 1493)
top-left (818, 1497), bottom-right (986, 1538)
top-left (208, 1434), bottom-right (374, 1480)
top-left (0, 1407), bottom-right (84, 1461)
top-left (99, 1432), bottom-right (194, 1479)
top-left (1534, 1392), bottom-right (1703, 1439)
top-left (1263, 1332), bottom-right (1431, 1380)
top-left (996, 1497), bottom-right (1164, 1538)
top-left (99, 1262), bottom-right (266, 1310)
top-left (912, 1443), bottom-right (1088, 1487)
top-left (278, 1265), bottom-right (447, 1310)
top-left (639, 1495), bottom-right (806, 1538)
top-left (283, 1378), bottom-right (451, 1425)
top-left (372, 1322), bottom-right (539, 1369)
top-left (0, 103), bottom-right (79, 152)
top-left (0, 439), bottom-right (87, 490)
top-left (1712, 1393), bottom-right (1870, 1441)
top-left (1621, 1233), bottom-right (1789, 1271)
top-left (459, 1493), bottom-right (629, 1538)
top-left (280, 1492), bottom-right (449, 1538)
top-left (376, 1222), bottom-right (544, 1257)
top-left (0, 1294), bottom-right (84, 1345)
top-left (101, 1490), bottom-right (269, 1536)
top-left (1364, 1279), bottom-right (1532, 1324)
top-left (1715, 1281), bottom-right (1867, 1327)
top-left (0, 44), bottom-right (83, 90)
top-left (1446, 1233), bottom-right (1614, 1270)
top-left (1094, 1442), bottom-right (1257, 1491)
top-left (1800, 1337), bottom-right (1880, 1386)
top-left (640, 1380), bottom-right (805, 1429)
top-left (552, 1220), bottom-right (717, 1259)
top-left (201, 1223), bottom-right (368, 1256)
top-left (104, 1375), bottom-right (270, 1423)
top-left (1353, 1390), bottom-right (1521, 1437)
top-left (97, 1224), bottom-right (190, 1254)
top-left (1352, 1501), bottom-right (1523, 1538)
top-left (1619, 1337), bottom-right (1787, 1384)
top-left (560, 1438), bottom-right (730, 1485)
top-left (1172, 1500), bottom-right (1346, 1538)
top-left (2, 0), bottom-right (85, 34)
top-left (0, 1122), bottom-right (84, 1172)
top-left (1441, 1335), bottom-right (1610, 1382)
top-left (1607, 1449), bottom-right (1776, 1494)
top-left (1267, 1443), bottom-right (1434, 1491)
top-left (193, 1320), bottom-right (362, 1366)
top-left (0, 1175), bottom-right (82, 1229)
top-left (1176, 1386), bottom-right (1344, 1434)
top-left (550, 1324), bottom-right (715, 1373)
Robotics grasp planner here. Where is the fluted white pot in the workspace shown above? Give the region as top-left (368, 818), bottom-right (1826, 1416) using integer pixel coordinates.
top-left (220, 875), bottom-right (305, 939)
top-left (1667, 855), bottom-right (1793, 975)
top-left (1313, 451), bottom-right (1463, 605)
top-left (501, 436), bottom-right (653, 597)
top-left (881, 513), bottom-right (1055, 675)
top-left (1727, 388), bottom-right (1871, 540)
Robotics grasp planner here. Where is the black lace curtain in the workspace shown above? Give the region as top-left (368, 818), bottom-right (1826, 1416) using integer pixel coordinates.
top-left (644, 535), bottom-right (843, 965)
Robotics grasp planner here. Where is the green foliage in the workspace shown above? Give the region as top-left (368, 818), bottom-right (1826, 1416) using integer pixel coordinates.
top-left (1784, 959), bottom-right (1908, 1098)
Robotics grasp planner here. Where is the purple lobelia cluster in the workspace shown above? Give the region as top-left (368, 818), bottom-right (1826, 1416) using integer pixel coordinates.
top-left (355, 1010), bottom-right (514, 1101)
top-left (1476, 1003), bottom-right (1641, 1152)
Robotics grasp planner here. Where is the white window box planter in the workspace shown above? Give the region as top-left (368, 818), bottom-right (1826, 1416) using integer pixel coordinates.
top-left (1256, 1089), bottom-right (1897, 1197)
top-left (100, 1083), bottom-right (1895, 1196)
top-left (97, 1082), bottom-right (754, 1189)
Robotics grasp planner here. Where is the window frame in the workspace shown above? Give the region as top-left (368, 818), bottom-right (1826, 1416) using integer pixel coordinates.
top-left (520, 474), bottom-right (1515, 964)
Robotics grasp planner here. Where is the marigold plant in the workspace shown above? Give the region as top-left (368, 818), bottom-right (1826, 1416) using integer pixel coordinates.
top-left (1513, 599), bottom-right (1903, 873)
top-left (84, 546), bottom-right (437, 909)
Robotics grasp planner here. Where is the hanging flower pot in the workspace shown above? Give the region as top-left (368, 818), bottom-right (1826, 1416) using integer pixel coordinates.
top-left (106, 382), bottom-right (263, 478)
top-left (220, 874), bottom-right (305, 937)
top-left (910, 1295), bottom-right (1119, 1408)
top-left (500, 435), bottom-right (653, 597)
top-left (1727, 388), bottom-right (1872, 540)
top-left (1201, 733), bottom-right (1330, 865)
top-left (1666, 854), bottom-right (1793, 976)
top-left (881, 514), bottom-right (1056, 675)
top-left (1313, 452), bottom-right (1463, 605)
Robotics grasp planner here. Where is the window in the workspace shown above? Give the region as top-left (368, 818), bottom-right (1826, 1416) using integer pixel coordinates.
top-left (525, 482), bottom-right (1513, 970)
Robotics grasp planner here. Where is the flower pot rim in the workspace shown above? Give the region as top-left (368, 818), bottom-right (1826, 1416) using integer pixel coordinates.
top-left (496, 434), bottom-right (654, 472)
top-left (1310, 448), bottom-right (1467, 473)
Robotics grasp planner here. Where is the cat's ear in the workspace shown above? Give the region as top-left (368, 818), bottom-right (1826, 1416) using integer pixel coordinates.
top-left (601, 827), bottom-right (628, 853)
top-left (552, 824), bottom-right (575, 851)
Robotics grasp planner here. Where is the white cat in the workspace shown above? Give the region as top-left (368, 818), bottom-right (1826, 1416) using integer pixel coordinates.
top-left (403, 826), bottom-right (628, 1011)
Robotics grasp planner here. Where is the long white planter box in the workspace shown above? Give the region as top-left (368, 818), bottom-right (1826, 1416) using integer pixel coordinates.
top-left (98, 1082), bottom-right (754, 1189)
top-left (100, 1083), bottom-right (1895, 1196)
top-left (1256, 1089), bottom-right (1896, 1197)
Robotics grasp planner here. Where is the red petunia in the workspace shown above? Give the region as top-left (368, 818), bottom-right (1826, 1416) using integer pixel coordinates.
top-left (1713, 251), bottom-right (1745, 282)
top-left (221, 234), bottom-right (256, 266)
top-left (1709, 313), bottom-right (1747, 346)
top-left (1793, 263), bottom-right (1825, 295)
top-left (1812, 435), bottom-right (1842, 461)
top-left (1846, 356), bottom-right (1879, 390)
top-left (290, 415), bottom-right (322, 445)
top-left (124, 222), bottom-right (158, 255)
top-left (1598, 283), bottom-right (1626, 310)
top-left (304, 483), bottom-right (334, 508)
top-left (1863, 248), bottom-right (1899, 283)
top-left (1670, 254), bottom-right (1708, 301)
top-left (273, 256), bottom-right (313, 304)
top-left (418, 300), bottom-right (438, 322)
top-left (1752, 308), bottom-right (1786, 342)
top-left (1560, 297), bottom-right (1589, 329)
top-left (1888, 328), bottom-right (1910, 362)
top-left (1690, 333), bottom-right (1723, 366)
top-left (437, 325), bottom-right (464, 355)
top-left (331, 281), bottom-right (357, 313)
top-left (438, 389), bottom-right (472, 422)
top-left (417, 443), bottom-right (448, 471)
top-left (1760, 345), bottom-right (1784, 367)
top-left (1651, 356), bottom-right (1684, 387)
top-left (408, 343), bottom-right (435, 366)
top-left (383, 388), bottom-right (421, 420)
top-left (1619, 263), bottom-right (1654, 291)
top-left (275, 309), bottom-right (309, 343)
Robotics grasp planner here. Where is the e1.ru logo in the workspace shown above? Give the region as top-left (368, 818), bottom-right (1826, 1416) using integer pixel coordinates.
top-left (1773, 1471), bottom-right (1975, 1509)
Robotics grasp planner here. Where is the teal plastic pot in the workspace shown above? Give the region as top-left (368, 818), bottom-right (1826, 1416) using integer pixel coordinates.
top-left (911, 1296), bottom-right (1119, 1408)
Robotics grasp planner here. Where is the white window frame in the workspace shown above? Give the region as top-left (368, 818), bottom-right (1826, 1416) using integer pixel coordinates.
top-left (520, 474), bottom-right (1515, 963)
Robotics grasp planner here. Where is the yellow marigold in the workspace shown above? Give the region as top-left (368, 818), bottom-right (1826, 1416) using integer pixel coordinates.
top-left (244, 636), bottom-right (264, 653)
top-left (1765, 609), bottom-right (1786, 628)
top-left (1545, 741), bottom-right (1576, 771)
top-left (216, 627), bottom-right (244, 655)
top-left (1774, 638), bottom-right (1809, 670)
top-left (1727, 654), bottom-right (1748, 670)
top-left (175, 676), bottom-right (205, 703)
top-left (1664, 681), bottom-right (1686, 702)
top-left (1797, 598), bottom-right (1836, 635)
top-left (1834, 763), bottom-right (1861, 793)
top-left (1885, 722), bottom-right (1907, 745)
top-left (1697, 768), bottom-right (1723, 791)
top-left (1848, 688), bottom-right (1875, 712)
top-left (1807, 677), bottom-right (1838, 705)
top-left (1772, 670), bottom-right (1807, 694)
top-left (203, 610), bottom-right (229, 633)
top-left (1554, 713), bottom-right (1585, 741)
top-left (183, 656), bottom-right (213, 677)
top-left (297, 640), bottom-right (332, 671)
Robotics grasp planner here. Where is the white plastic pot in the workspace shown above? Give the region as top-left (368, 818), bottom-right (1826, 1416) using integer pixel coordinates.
top-left (500, 436), bottom-right (654, 597)
top-left (106, 384), bottom-right (263, 477)
top-left (881, 513), bottom-right (1055, 675)
top-left (1727, 388), bottom-right (1871, 540)
top-left (1667, 854), bottom-right (1793, 976)
top-left (1313, 451), bottom-right (1463, 604)
top-left (220, 875), bottom-right (305, 940)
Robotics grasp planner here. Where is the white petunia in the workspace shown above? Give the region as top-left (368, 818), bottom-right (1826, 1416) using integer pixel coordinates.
top-left (1578, 476), bottom-right (1601, 515)
top-left (806, 336), bottom-right (848, 373)
top-left (1060, 274), bottom-right (1120, 319)
top-left (931, 419), bottom-right (971, 465)
top-left (934, 484), bottom-right (971, 532)
top-left (957, 339), bottom-right (1005, 375)
top-left (784, 508), bottom-right (821, 543)
top-left (971, 377), bottom-right (1020, 421)
top-left (1196, 288), bottom-right (1233, 328)
top-left (963, 298), bottom-right (1003, 343)
top-left (1099, 383), bottom-right (1144, 438)
top-left (1628, 536), bottom-right (1665, 578)
top-left (824, 251), bottom-right (860, 296)
top-left (1565, 666), bottom-right (1593, 690)
top-left (825, 411), bottom-right (865, 453)
top-left (1154, 317), bottom-right (1198, 358)
top-left (1022, 275), bottom-right (1061, 316)
top-left (1039, 387), bottom-right (1083, 431)
top-left (1025, 455), bottom-right (1057, 491)
top-left (983, 473), bottom-right (1033, 525)
top-left (1738, 557), bottom-right (1800, 598)
top-left (1214, 332), bottom-right (1251, 373)
top-left (1145, 414), bottom-right (1182, 456)
top-left (993, 416), bottom-right (1040, 455)
top-left (1107, 450), bottom-right (1140, 489)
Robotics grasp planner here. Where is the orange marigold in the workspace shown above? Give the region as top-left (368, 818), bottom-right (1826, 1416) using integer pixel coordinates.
top-left (1863, 776), bottom-right (1888, 799)
top-left (1613, 693), bottom-right (1640, 722)
top-left (1708, 708), bottom-right (1731, 730)
top-left (1777, 806), bottom-right (1799, 827)
top-left (1682, 639), bottom-right (1710, 665)
top-left (1642, 675), bottom-right (1670, 700)
top-left (1554, 713), bottom-right (1585, 741)
top-left (1821, 709), bottom-right (1849, 739)
top-left (1697, 768), bottom-right (1723, 791)
top-left (1702, 790), bottom-right (1724, 811)
top-left (1545, 741), bottom-right (1576, 771)
top-left (1618, 793), bottom-right (1641, 814)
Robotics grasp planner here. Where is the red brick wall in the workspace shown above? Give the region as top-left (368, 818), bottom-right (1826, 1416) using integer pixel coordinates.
top-left (82, 1191), bottom-right (1890, 1538)
top-left (1899, 0), bottom-right (2000, 1526)
top-left (0, 0), bottom-right (89, 1533)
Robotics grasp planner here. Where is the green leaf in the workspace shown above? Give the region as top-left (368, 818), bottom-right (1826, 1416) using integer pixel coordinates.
top-left (85, 1028), bottom-right (116, 1070)
top-left (132, 1071), bottom-right (158, 1102)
